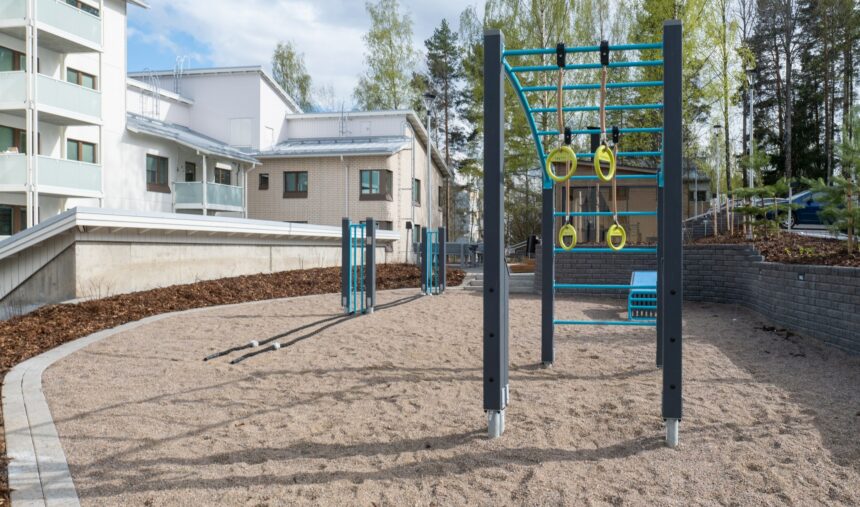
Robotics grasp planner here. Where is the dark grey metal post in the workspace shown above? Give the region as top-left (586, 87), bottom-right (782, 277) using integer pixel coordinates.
top-left (341, 218), bottom-right (350, 312)
top-left (483, 29), bottom-right (508, 438)
top-left (541, 187), bottom-right (554, 366)
top-left (662, 20), bottom-right (683, 448)
top-left (420, 228), bottom-right (428, 294)
top-left (439, 227), bottom-right (447, 293)
top-left (365, 217), bottom-right (376, 313)
top-left (657, 185), bottom-right (664, 368)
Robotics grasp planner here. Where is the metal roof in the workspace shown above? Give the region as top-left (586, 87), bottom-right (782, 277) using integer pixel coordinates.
top-left (256, 136), bottom-right (412, 158)
top-left (126, 113), bottom-right (259, 165)
top-left (284, 110), bottom-right (451, 177)
top-left (0, 207), bottom-right (399, 262)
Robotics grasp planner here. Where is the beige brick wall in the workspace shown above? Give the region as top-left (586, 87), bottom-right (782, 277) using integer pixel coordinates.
top-left (248, 150), bottom-right (445, 261)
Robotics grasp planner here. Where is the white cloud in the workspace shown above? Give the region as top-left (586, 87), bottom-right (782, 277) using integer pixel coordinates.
top-left (129, 0), bottom-right (483, 108)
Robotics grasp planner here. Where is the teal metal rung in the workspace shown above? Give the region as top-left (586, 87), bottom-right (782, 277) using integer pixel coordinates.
top-left (554, 247), bottom-right (658, 254)
top-left (522, 81), bottom-right (664, 92)
top-left (530, 103), bottom-right (663, 113)
top-left (568, 174), bottom-right (657, 181)
top-left (538, 127), bottom-right (663, 136)
top-left (554, 320), bottom-right (656, 326)
top-left (576, 151), bottom-right (662, 158)
top-left (554, 283), bottom-right (656, 290)
top-left (503, 42), bottom-right (662, 57)
top-left (553, 211), bottom-right (657, 217)
top-left (511, 60), bottom-right (663, 73)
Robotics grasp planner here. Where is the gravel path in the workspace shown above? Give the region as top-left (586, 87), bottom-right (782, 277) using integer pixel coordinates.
top-left (43, 289), bottom-right (860, 506)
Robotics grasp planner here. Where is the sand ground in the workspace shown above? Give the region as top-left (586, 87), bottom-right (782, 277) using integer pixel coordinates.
top-left (42, 289), bottom-right (860, 506)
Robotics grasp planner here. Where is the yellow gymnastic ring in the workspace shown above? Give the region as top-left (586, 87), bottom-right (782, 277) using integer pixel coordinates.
top-left (593, 144), bottom-right (616, 182)
top-left (545, 145), bottom-right (578, 183)
top-left (606, 223), bottom-right (627, 251)
top-left (558, 222), bottom-right (577, 251)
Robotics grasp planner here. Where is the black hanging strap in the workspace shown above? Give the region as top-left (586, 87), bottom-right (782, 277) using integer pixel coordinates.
top-left (556, 42), bottom-right (566, 68)
top-left (600, 40), bottom-right (610, 66)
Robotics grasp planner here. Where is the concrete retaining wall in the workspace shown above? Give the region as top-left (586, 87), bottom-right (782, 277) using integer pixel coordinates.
top-left (1, 230), bottom-right (386, 319)
top-left (536, 244), bottom-right (860, 354)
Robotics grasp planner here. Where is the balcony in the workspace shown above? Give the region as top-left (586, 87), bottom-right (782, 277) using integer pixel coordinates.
top-left (37, 156), bottom-right (101, 197)
top-left (0, 154), bottom-right (100, 197)
top-left (37, 74), bottom-right (101, 124)
top-left (0, 72), bottom-right (101, 124)
top-left (0, 72), bottom-right (26, 110)
top-left (175, 182), bottom-right (244, 212)
top-left (0, 0), bottom-right (101, 53)
top-left (0, 154), bottom-right (27, 190)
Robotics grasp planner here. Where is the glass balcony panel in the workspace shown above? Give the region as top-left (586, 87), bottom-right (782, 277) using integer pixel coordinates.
top-left (0, 154), bottom-right (27, 186)
top-left (207, 183), bottom-right (243, 208)
top-left (37, 155), bottom-right (100, 193)
top-left (37, 0), bottom-right (102, 46)
top-left (0, 0), bottom-right (26, 19)
top-left (174, 182), bottom-right (204, 205)
top-left (37, 74), bottom-right (101, 119)
top-left (0, 72), bottom-right (26, 106)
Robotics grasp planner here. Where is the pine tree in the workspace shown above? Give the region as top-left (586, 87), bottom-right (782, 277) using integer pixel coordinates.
top-left (353, 0), bottom-right (417, 110)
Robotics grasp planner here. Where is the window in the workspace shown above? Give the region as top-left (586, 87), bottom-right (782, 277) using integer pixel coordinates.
top-left (689, 190), bottom-right (707, 202)
top-left (411, 178), bottom-right (421, 205)
top-left (184, 162), bottom-right (196, 182)
top-left (0, 206), bottom-right (11, 236)
top-left (259, 173), bottom-right (269, 190)
top-left (283, 171), bottom-right (308, 198)
top-left (359, 169), bottom-right (393, 201)
top-left (146, 154), bottom-right (169, 193)
top-left (0, 126), bottom-right (31, 154)
top-left (66, 68), bottom-right (96, 90)
top-left (65, 0), bottom-right (99, 16)
top-left (438, 186), bottom-right (444, 207)
top-left (377, 220), bottom-right (393, 231)
top-left (0, 46), bottom-right (25, 72)
top-left (215, 167), bottom-right (231, 185)
top-left (66, 139), bottom-right (96, 163)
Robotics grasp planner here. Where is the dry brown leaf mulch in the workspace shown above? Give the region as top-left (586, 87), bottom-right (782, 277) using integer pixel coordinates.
top-left (0, 263), bottom-right (464, 505)
top-left (695, 233), bottom-right (860, 267)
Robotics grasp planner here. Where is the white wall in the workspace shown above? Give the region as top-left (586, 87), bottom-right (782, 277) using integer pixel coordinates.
top-left (126, 85), bottom-right (192, 126)
top-left (284, 113), bottom-right (407, 140)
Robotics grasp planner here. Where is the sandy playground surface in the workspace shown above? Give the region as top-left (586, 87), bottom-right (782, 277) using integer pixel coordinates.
top-left (43, 288), bottom-right (860, 506)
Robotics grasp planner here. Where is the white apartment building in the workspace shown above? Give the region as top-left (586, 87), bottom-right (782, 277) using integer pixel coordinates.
top-left (0, 0), bottom-right (144, 235)
top-left (0, 1), bottom-right (448, 259)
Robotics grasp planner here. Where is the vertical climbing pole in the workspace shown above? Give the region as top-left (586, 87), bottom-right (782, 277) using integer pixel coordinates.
top-left (365, 217), bottom-right (376, 313)
top-left (661, 20), bottom-right (683, 448)
top-left (483, 29), bottom-right (509, 438)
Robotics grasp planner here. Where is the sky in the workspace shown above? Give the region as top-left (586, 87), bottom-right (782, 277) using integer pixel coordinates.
top-left (127, 0), bottom-right (484, 109)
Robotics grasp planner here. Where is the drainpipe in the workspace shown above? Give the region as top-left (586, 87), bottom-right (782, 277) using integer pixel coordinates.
top-left (201, 153), bottom-right (208, 215)
top-left (342, 155), bottom-right (348, 219)
top-left (402, 119), bottom-right (416, 262)
top-left (244, 162), bottom-right (257, 219)
top-left (24, 0), bottom-right (32, 228)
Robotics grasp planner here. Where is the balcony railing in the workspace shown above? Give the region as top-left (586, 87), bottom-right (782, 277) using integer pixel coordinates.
top-left (37, 156), bottom-right (101, 195)
top-left (37, 73), bottom-right (101, 120)
top-left (36, 0), bottom-right (102, 47)
top-left (0, 154), bottom-right (100, 195)
top-left (0, 154), bottom-right (26, 187)
top-left (175, 182), bottom-right (244, 209)
top-left (0, 72), bottom-right (26, 107)
top-left (0, 0), bottom-right (26, 20)
top-left (207, 183), bottom-right (243, 208)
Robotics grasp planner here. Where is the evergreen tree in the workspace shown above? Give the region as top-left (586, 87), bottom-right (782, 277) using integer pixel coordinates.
top-left (353, 0), bottom-right (418, 110)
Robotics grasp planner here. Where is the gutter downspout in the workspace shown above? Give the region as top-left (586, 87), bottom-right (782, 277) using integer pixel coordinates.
top-left (341, 155), bottom-right (348, 219)
top-left (244, 162), bottom-right (258, 219)
top-left (201, 153), bottom-right (208, 215)
top-left (403, 119), bottom-right (416, 263)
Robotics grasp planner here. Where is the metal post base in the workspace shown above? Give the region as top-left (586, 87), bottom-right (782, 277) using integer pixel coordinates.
top-left (487, 410), bottom-right (505, 438)
top-left (541, 361), bottom-right (553, 368)
top-left (666, 418), bottom-right (679, 448)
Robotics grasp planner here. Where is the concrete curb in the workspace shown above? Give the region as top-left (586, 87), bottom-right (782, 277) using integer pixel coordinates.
top-left (1, 294), bottom-right (329, 507)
